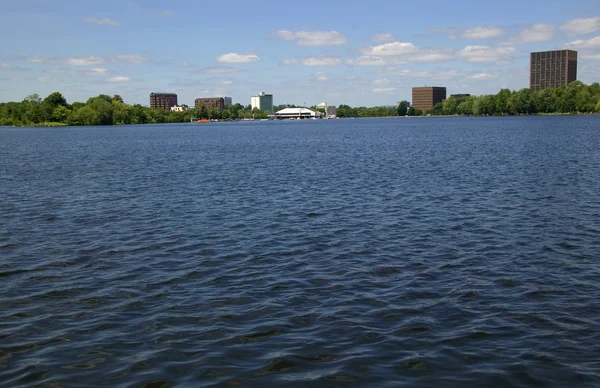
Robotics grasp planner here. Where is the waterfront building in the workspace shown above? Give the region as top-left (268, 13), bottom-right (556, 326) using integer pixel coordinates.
top-left (412, 87), bottom-right (446, 111)
top-left (251, 92), bottom-right (274, 111)
top-left (150, 93), bottom-right (178, 110)
top-left (170, 106), bottom-right (186, 112)
top-left (530, 50), bottom-right (577, 91)
top-left (317, 102), bottom-right (337, 118)
top-left (195, 97), bottom-right (231, 110)
top-left (271, 107), bottom-right (323, 120)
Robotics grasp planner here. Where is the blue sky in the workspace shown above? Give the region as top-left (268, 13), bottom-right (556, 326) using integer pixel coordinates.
top-left (1, 0), bottom-right (600, 107)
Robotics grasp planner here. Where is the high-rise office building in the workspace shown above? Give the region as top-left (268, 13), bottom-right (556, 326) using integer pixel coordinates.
top-left (412, 87), bottom-right (446, 111)
top-left (150, 93), bottom-right (178, 110)
top-left (530, 50), bottom-right (577, 91)
top-left (250, 92), bottom-right (274, 111)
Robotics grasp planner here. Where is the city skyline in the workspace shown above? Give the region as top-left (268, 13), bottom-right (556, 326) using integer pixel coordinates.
top-left (1, 0), bottom-right (600, 107)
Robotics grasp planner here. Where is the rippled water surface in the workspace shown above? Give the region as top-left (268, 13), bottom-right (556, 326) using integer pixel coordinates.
top-left (1, 117), bottom-right (600, 387)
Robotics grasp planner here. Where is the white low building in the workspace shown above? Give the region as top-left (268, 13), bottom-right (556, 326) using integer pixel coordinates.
top-left (272, 107), bottom-right (323, 120)
top-left (170, 106), bottom-right (186, 112)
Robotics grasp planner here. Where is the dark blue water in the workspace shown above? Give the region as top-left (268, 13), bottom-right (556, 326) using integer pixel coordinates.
top-left (1, 117), bottom-right (600, 387)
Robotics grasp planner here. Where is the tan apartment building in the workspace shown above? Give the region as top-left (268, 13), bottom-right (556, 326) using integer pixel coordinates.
top-left (530, 50), bottom-right (578, 91)
top-left (412, 87), bottom-right (447, 111)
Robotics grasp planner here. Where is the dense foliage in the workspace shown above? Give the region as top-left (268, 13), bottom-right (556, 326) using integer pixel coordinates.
top-left (399, 81), bottom-right (600, 117)
top-left (0, 93), bottom-right (271, 126)
top-left (1, 81), bottom-right (599, 126)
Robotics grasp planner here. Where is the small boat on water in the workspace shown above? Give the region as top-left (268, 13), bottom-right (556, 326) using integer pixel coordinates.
top-left (197, 119), bottom-right (210, 123)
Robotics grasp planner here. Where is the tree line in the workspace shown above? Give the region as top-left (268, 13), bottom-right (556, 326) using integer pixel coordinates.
top-left (394, 81), bottom-right (600, 117)
top-left (1, 81), bottom-right (599, 126)
top-left (0, 93), bottom-right (278, 126)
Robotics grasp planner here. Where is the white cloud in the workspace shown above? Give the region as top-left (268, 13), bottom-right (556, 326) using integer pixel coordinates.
top-left (275, 30), bottom-right (347, 46)
top-left (43, 68), bottom-right (70, 73)
top-left (347, 56), bottom-right (388, 66)
top-left (302, 57), bottom-right (341, 66)
top-left (372, 87), bottom-right (397, 93)
top-left (84, 17), bottom-right (118, 26)
top-left (383, 69), bottom-right (467, 80)
top-left (373, 33), bottom-right (396, 42)
top-left (87, 68), bottom-right (109, 75)
top-left (561, 17), bottom-right (600, 35)
top-left (106, 76), bottom-right (130, 83)
top-left (457, 45), bottom-right (516, 63)
top-left (373, 79), bottom-right (390, 86)
top-left (111, 54), bottom-right (149, 64)
top-left (468, 72), bottom-right (497, 80)
top-left (362, 41), bottom-right (418, 56)
top-left (565, 36), bottom-right (600, 48)
top-left (462, 26), bottom-right (504, 39)
top-left (507, 24), bottom-right (555, 44)
top-left (217, 53), bottom-right (260, 63)
top-left (0, 62), bottom-right (11, 69)
top-left (28, 56), bottom-right (105, 66)
top-left (282, 59), bottom-right (299, 65)
top-left (582, 53), bottom-right (600, 60)
top-left (353, 41), bottom-right (453, 65)
top-left (316, 72), bottom-right (328, 81)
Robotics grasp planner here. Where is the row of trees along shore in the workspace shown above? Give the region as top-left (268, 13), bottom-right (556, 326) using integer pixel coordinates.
top-left (1, 81), bottom-right (599, 126)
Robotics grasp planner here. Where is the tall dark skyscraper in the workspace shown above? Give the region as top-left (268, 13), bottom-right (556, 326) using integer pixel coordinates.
top-left (530, 50), bottom-right (578, 91)
top-left (412, 87), bottom-right (447, 112)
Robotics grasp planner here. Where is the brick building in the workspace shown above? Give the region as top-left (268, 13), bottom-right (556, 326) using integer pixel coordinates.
top-left (150, 93), bottom-right (178, 110)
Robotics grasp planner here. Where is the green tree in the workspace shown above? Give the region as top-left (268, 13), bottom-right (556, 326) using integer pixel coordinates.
top-left (443, 97), bottom-right (458, 115)
top-left (43, 92), bottom-right (68, 108)
top-left (75, 106), bottom-right (100, 125)
top-left (89, 98), bottom-right (114, 125)
top-left (397, 101), bottom-right (408, 116)
top-left (52, 105), bottom-right (71, 123)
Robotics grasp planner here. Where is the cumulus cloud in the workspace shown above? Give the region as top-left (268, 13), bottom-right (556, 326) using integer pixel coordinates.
top-left (351, 41), bottom-right (453, 65)
top-left (462, 26), bottom-right (504, 39)
top-left (373, 79), bottom-right (390, 86)
top-left (457, 45), bottom-right (516, 63)
top-left (217, 53), bottom-right (260, 63)
top-left (282, 59), bottom-right (299, 65)
top-left (362, 41), bottom-right (418, 56)
top-left (106, 76), bottom-right (130, 83)
top-left (0, 62), bottom-right (12, 69)
top-left (565, 36), bottom-right (600, 48)
top-left (468, 72), bottom-right (497, 80)
top-left (87, 68), bottom-right (109, 75)
top-left (383, 69), bottom-right (467, 80)
top-left (561, 17), bottom-right (600, 35)
top-left (275, 30), bottom-right (347, 46)
top-left (302, 57), bottom-right (341, 66)
top-left (84, 17), bottom-right (118, 26)
top-left (315, 72), bottom-right (328, 81)
top-left (110, 54), bottom-right (149, 64)
top-left (28, 56), bottom-right (105, 66)
top-left (373, 33), bottom-right (396, 42)
top-left (505, 24), bottom-right (555, 44)
top-left (372, 87), bottom-right (397, 93)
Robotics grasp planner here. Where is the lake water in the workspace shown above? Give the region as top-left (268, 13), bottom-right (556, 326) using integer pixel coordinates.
top-left (1, 117), bottom-right (600, 387)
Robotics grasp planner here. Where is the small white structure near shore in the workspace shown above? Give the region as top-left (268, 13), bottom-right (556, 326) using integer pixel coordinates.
top-left (271, 107), bottom-right (323, 120)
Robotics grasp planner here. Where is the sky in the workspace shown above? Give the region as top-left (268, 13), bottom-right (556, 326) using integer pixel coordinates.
top-left (1, 0), bottom-right (600, 107)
